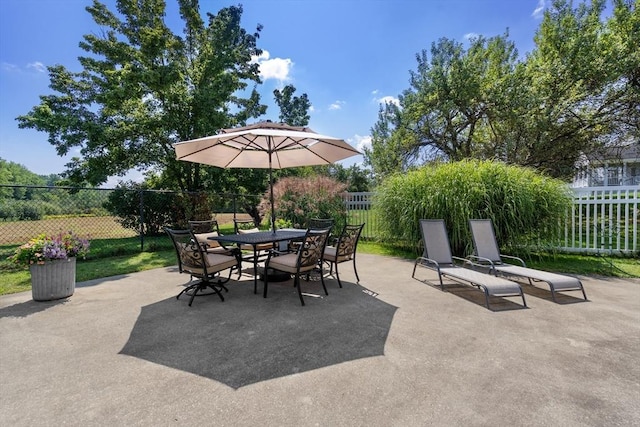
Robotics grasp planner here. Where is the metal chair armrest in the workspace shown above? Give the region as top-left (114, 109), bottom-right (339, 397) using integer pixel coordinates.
top-left (500, 254), bottom-right (526, 266)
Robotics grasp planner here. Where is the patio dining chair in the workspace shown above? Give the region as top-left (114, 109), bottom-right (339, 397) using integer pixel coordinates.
top-left (412, 219), bottom-right (527, 310)
top-left (468, 219), bottom-right (587, 302)
top-left (233, 218), bottom-right (272, 263)
top-left (307, 218), bottom-right (334, 231)
top-left (263, 228), bottom-right (331, 306)
top-left (164, 227), bottom-right (241, 306)
top-left (188, 219), bottom-right (234, 255)
top-left (323, 223), bottom-right (365, 288)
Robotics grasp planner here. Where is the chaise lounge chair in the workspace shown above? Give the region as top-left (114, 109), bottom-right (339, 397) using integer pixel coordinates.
top-left (468, 219), bottom-right (588, 302)
top-left (412, 219), bottom-right (527, 310)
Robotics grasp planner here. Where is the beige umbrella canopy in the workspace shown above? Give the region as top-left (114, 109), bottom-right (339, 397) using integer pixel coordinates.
top-left (173, 121), bottom-right (361, 231)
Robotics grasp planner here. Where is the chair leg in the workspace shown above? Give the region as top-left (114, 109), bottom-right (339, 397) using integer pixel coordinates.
top-left (353, 257), bottom-right (360, 283)
top-left (295, 274), bottom-right (305, 306)
top-left (319, 265), bottom-right (328, 296)
top-left (335, 262), bottom-right (343, 288)
top-left (188, 284), bottom-right (199, 306)
top-left (263, 270), bottom-right (270, 298)
top-left (208, 282), bottom-right (225, 302)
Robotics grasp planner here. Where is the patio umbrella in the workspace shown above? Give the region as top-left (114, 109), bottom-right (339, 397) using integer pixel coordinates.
top-left (173, 121), bottom-right (361, 231)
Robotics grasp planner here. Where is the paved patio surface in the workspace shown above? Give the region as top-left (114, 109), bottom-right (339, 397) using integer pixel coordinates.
top-left (1, 254), bottom-right (639, 426)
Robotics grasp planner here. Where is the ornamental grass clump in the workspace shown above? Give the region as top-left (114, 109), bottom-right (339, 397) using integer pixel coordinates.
top-left (374, 160), bottom-right (572, 255)
top-left (9, 231), bottom-right (91, 267)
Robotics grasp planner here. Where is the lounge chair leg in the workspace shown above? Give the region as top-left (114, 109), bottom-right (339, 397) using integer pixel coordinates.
top-left (521, 291), bottom-right (527, 308)
top-left (580, 286), bottom-right (588, 301)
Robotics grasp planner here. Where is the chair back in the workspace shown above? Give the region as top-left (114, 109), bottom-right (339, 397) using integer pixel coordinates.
top-left (307, 218), bottom-right (334, 231)
top-left (189, 220), bottom-right (222, 249)
top-left (469, 219), bottom-right (502, 263)
top-left (234, 218), bottom-right (259, 234)
top-left (164, 227), bottom-right (207, 276)
top-left (188, 219), bottom-right (220, 234)
top-left (335, 223), bottom-right (365, 259)
top-left (419, 219), bottom-right (454, 266)
top-left (297, 228), bottom-right (330, 270)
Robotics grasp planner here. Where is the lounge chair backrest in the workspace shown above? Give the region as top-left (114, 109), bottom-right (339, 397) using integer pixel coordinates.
top-left (469, 219), bottom-right (502, 263)
top-left (419, 219), bottom-right (454, 266)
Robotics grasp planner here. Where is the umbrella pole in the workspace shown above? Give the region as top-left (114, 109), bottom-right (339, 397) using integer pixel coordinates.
top-left (269, 152), bottom-right (276, 233)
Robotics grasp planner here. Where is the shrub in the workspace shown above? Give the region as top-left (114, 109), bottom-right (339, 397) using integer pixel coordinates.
top-left (104, 183), bottom-right (179, 235)
top-left (374, 160), bottom-right (572, 255)
top-left (259, 176), bottom-right (348, 232)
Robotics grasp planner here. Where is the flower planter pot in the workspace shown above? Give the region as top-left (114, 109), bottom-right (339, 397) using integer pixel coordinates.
top-left (29, 258), bottom-right (76, 301)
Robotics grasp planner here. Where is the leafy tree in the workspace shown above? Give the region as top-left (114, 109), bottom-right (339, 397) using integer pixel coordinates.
top-left (365, 33), bottom-right (522, 178)
top-left (17, 0), bottom-right (266, 193)
top-left (521, 0), bottom-right (639, 177)
top-left (273, 84), bottom-right (311, 126)
top-left (327, 163), bottom-right (372, 192)
top-left (365, 0), bottom-right (638, 180)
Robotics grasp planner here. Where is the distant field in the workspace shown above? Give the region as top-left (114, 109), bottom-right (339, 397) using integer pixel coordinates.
top-left (0, 213), bottom-right (251, 245)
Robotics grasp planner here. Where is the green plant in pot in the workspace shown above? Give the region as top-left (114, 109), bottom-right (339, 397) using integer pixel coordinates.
top-left (9, 231), bottom-right (90, 301)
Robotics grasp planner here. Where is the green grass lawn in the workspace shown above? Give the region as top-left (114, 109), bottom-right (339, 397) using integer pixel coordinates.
top-left (1, 236), bottom-right (637, 297)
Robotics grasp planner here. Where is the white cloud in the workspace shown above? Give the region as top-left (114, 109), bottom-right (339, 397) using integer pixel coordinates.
top-left (251, 50), bottom-right (293, 82)
top-left (27, 61), bottom-right (46, 73)
top-left (1, 62), bottom-right (19, 72)
top-left (309, 105), bottom-right (315, 113)
top-left (532, 0), bottom-right (548, 19)
top-left (351, 134), bottom-right (372, 152)
top-left (376, 95), bottom-right (400, 107)
top-left (329, 100), bottom-right (346, 110)
top-left (463, 32), bottom-right (479, 41)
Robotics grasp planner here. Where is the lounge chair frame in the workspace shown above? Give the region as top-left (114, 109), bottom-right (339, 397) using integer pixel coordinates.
top-left (412, 219), bottom-right (527, 310)
top-left (468, 219), bottom-right (587, 302)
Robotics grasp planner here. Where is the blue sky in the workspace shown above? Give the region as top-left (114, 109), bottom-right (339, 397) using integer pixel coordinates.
top-left (0, 0), bottom-right (550, 185)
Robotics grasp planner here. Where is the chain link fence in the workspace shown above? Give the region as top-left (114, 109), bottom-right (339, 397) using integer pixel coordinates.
top-left (0, 185), bottom-right (255, 247)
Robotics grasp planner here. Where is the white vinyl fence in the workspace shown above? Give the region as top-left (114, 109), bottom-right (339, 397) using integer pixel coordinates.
top-left (345, 186), bottom-right (639, 255)
top-left (564, 186), bottom-right (638, 255)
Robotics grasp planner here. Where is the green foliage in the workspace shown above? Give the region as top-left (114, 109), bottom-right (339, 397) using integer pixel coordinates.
top-left (365, 0), bottom-right (638, 181)
top-left (103, 182), bottom-right (178, 235)
top-left (9, 231), bottom-right (90, 267)
top-left (261, 176), bottom-right (348, 232)
top-left (103, 181), bottom-right (220, 234)
top-left (273, 85), bottom-right (311, 126)
top-left (16, 1), bottom-right (265, 192)
top-left (373, 160), bottom-right (572, 255)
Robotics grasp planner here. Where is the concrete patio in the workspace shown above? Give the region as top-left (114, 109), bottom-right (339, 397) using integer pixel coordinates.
top-left (1, 253), bottom-right (639, 426)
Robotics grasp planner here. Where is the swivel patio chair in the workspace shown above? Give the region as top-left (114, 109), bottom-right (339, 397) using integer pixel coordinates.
top-left (263, 228), bottom-right (331, 306)
top-left (412, 219), bottom-right (527, 310)
top-left (324, 223), bottom-right (365, 288)
top-left (164, 227), bottom-right (241, 306)
top-left (468, 219), bottom-right (587, 302)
